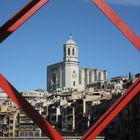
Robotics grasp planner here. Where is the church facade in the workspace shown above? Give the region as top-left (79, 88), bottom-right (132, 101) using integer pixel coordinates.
top-left (47, 35), bottom-right (107, 92)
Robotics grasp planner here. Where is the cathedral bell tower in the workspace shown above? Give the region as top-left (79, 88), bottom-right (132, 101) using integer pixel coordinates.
top-left (63, 35), bottom-right (79, 90)
top-left (63, 35), bottom-right (79, 63)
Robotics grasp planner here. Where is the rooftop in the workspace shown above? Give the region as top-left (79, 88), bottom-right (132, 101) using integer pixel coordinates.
top-left (65, 34), bottom-right (77, 45)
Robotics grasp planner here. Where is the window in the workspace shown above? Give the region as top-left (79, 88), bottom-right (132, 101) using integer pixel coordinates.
top-left (72, 71), bottom-right (77, 78)
top-left (79, 70), bottom-right (82, 84)
top-left (98, 72), bottom-right (101, 81)
top-left (25, 132), bottom-right (28, 136)
top-left (10, 126), bottom-right (13, 130)
top-left (94, 70), bottom-right (97, 81)
top-left (73, 81), bottom-right (75, 86)
top-left (35, 131), bottom-right (40, 136)
top-left (51, 116), bottom-right (56, 122)
top-left (20, 132), bottom-right (24, 136)
top-left (67, 116), bottom-right (73, 121)
top-left (29, 132), bottom-right (33, 136)
top-left (68, 125), bottom-right (72, 130)
top-left (89, 71), bottom-right (92, 83)
top-left (52, 73), bottom-right (56, 84)
top-left (104, 70), bottom-right (106, 80)
top-left (68, 48), bottom-right (70, 55)
top-left (72, 48), bottom-right (74, 55)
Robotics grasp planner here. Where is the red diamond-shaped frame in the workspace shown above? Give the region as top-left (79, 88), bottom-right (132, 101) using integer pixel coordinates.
top-left (92, 0), bottom-right (140, 51)
top-left (82, 78), bottom-right (140, 140)
top-left (0, 74), bottom-right (64, 140)
top-left (0, 0), bottom-right (140, 140)
top-left (0, 0), bottom-right (49, 43)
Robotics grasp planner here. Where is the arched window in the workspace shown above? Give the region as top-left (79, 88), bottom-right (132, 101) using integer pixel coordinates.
top-left (72, 48), bottom-right (75, 55)
top-left (68, 48), bottom-right (70, 55)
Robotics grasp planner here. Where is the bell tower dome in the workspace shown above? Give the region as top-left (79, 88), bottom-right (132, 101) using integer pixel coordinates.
top-left (63, 35), bottom-right (79, 63)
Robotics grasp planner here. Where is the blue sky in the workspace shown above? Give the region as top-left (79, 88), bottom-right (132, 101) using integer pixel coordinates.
top-left (0, 0), bottom-right (140, 91)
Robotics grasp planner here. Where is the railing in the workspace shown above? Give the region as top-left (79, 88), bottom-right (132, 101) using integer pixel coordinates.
top-left (0, 136), bottom-right (105, 140)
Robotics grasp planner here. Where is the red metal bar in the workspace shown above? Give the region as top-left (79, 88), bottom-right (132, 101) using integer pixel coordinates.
top-left (92, 0), bottom-right (140, 51)
top-left (0, 1), bottom-right (139, 140)
top-left (0, 0), bottom-right (49, 43)
top-left (0, 74), bottom-right (64, 140)
top-left (81, 78), bottom-right (140, 140)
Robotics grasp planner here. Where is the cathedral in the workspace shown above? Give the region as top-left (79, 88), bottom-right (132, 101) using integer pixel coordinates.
top-left (47, 35), bottom-right (107, 92)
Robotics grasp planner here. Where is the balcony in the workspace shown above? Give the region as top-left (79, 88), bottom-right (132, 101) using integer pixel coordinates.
top-left (0, 121), bottom-right (7, 124)
top-left (18, 128), bottom-right (34, 131)
top-left (19, 118), bottom-right (33, 124)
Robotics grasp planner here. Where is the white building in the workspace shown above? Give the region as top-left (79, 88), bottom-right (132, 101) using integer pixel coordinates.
top-left (47, 35), bottom-right (107, 92)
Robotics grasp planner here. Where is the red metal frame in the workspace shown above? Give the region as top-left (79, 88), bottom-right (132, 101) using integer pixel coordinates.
top-left (0, 0), bottom-right (140, 140)
top-left (0, 74), bottom-right (64, 140)
top-left (0, 0), bottom-right (49, 43)
top-left (92, 0), bottom-right (140, 51)
top-left (82, 78), bottom-right (140, 140)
